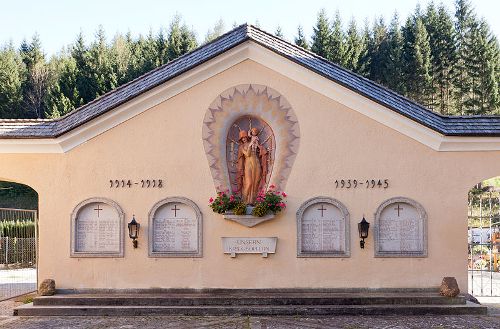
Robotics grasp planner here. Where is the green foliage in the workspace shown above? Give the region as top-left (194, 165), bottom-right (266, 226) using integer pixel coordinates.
top-left (0, 16), bottom-right (199, 120)
top-left (0, 181), bottom-right (37, 209)
top-left (209, 191), bottom-right (240, 214)
top-left (294, 26), bottom-right (309, 50)
top-left (233, 201), bottom-right (247, 215)
top-left (311, 9), bottom-right (332, 59)
top-left (205, 19), bottom-right (225, 44)
top-left (1, 6), bottom-right (500, 119)
top-left (0, 220), bottom-right (36, 238)
top-left (251, 186), bottom-right (287, 217)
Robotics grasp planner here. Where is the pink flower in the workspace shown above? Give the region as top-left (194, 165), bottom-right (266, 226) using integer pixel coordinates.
top-left (279, 202), bottom-right (286, 208)
top-left (281, 192), bottom-right (287, 197)
top-left (256, 197), bottom-right (263, 202)
top-left (275, 191), bottom-right (281, 195)
top-left (269, 184), bottom-right (275, 189)
top-left (229, 195), bottom-right (235, 201)
top-left (209, 197), bottom-right (214, 203)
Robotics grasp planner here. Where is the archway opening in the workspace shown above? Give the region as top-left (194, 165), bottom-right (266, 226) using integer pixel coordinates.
top-left (468, 177), bottom-right (500, 297)
top-left (0, 180), bottom-right (38, 301)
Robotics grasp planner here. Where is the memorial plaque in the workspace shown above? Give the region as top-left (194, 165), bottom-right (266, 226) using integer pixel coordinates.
top-left (296, 197), bottom-right (350, 257)
top-left (375, 197), bottom-right (427, 257)
top-left (71, 198), bottom-right (124, 257)
top-left (222, 237), bottom-right (277, 257)
top-left (148, 197), bottom-right (202, 257)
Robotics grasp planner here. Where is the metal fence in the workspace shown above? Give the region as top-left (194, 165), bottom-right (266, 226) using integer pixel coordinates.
top-left (468, 188), bottom-right (500, 296)
top-left (0, 208), bottom-right (37, 301)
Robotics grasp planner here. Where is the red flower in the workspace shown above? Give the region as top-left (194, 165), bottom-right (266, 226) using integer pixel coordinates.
top-left (281, 192), bottom-right (287, 197)
top-left (269, 184), bottom-right (275, 189)
top-left (229, 195), bottom-right (235, 201)
top-left (209, 197), bottom-right (214, 203)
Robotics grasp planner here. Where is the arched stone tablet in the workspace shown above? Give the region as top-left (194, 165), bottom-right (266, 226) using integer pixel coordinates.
top-left (148, 197), bottom-right (202, 257)
top-left (296, 197), bottom-right (350, 257)
top-left (70, 197), bottom-right (124, 257)
top-left (374, 197), bottom-right (427, 257)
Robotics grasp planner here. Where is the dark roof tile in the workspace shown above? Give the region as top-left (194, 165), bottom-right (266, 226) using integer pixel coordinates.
top-left (2, 24), bottom-right (500, 138)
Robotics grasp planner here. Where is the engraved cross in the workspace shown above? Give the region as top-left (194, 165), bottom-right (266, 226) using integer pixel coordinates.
top-left (171, 204), bottom-right (180, 217)
top-left (317, 205), bottom-right (327, 217)
top-left (394, 204), bottom-right (403, 217)
top-left (94, 204), bottom-right (103, 218)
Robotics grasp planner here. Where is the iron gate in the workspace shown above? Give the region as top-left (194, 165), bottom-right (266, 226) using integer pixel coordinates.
top-left (0, 208), bottom-right (37, 300)
top-left (468, 187), bottom-right (500, 296)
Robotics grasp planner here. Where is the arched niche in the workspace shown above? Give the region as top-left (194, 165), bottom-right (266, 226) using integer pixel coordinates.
top-left (70, 197), bottom-right (124, 257)
top-left (296, 197), bottom-right (350, 257)
top-left (148, 197), bottom-right (202, 257)
top-left (203, 84), bottom-right (300, 194)
top-left (374, 197), bottom-right (427, 257)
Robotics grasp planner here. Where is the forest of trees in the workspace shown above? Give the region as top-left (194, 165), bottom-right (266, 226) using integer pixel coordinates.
top-left (0, 0), bottom-right (498, 119)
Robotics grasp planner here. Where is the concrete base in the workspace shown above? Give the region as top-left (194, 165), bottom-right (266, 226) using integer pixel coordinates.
top-left (14, 289), bottom-right (488, 316)
top-left (223, 213), bottom-right (274, 227)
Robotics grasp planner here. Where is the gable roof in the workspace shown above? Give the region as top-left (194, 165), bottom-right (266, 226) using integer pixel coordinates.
top-left (2, 23), bottom-right (500, 139)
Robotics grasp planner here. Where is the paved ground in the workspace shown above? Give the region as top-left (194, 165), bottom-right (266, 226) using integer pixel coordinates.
top-left (469, 271), bottom-right (500, 296)
top-left (0, 314), bottom-right (499, 329)
top-left (0, 268), bottom-right (36, 300)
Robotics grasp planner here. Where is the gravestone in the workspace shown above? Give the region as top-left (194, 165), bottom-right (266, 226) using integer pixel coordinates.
top-left (374, 197), bottom-right (427, 257)
top-left (148, 197), bottom-right (202, 257)
top-left (296, 197), bottom-right (350, 257)
top-left (70, 198), bottom-right (124, 257)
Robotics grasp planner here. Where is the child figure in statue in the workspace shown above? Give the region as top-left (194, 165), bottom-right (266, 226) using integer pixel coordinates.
top-left (248, 127), bottom-right (260, 152)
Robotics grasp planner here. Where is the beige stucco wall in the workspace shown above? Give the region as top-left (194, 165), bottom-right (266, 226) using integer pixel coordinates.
top-left (1, 59), bottom-right (498, 291)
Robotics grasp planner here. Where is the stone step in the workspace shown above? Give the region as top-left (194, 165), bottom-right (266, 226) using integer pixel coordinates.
top-left (15, 302), bottom-right (487, 316)
top-left (32, 293), bottom-right (466, 307)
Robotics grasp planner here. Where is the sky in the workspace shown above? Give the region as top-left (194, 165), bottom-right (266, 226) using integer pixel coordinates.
top-left (0, 0), bottom-right (499, 56)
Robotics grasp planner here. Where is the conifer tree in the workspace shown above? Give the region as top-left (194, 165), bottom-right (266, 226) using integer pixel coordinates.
top-left (465, 20), bottom-right (500, 114)
top-left (429, 5), bottom-right (456, 114)
top-left (384, 13), bottom-right (405, 95)
top-left (111, 33), bottom-right (134, 85)
top-left (402, 17), bottom-right (433, 107)
top-left (72, 32), bottom-right (93, 104)
top-left (367, 17), bottom-right (389, 84)
top-left (46, 50), bottom-right (82, 117)
top-left (274, 26), bottom-right (284, 38)
top-left (294, 26), bottom-right (309, 49)
top-left (344, 19), bottom-right (366, 73)
top-left (0, 44), bottom-right (23, 118)
top-left (311, 9), bottom-right (332, 59)
top-left (86, 26), bottom-right (117, 99)
top-left (20, 34), bottom-right (49, 118)
top-left (454, 0), bottom-right (475, 114)
top-left (205, 19), bottom-right (225, 43)
top-left (180, 25), bottom-right (198, 55)
top-left (329, 11), bottom-right (345, 65)
top-left (157, 29), bottom-right (169, 65)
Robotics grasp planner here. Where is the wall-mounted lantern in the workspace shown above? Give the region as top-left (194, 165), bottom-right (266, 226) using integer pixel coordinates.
top-left (358, 216), bottom-right (370, 249)
top-left (128, 215), bottom-right (140, 248)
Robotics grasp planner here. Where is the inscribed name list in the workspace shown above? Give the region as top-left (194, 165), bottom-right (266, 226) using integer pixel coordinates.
top-left (378, 203), bottom-right (423, 252)
top-left (153, 205), bottom-right (198, 253)
top-left (75, 203), bottom-right (120, 253)
top-left (301, 203), bottom-right (345, 252)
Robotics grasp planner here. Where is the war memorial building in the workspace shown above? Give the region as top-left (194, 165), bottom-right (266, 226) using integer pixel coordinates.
top-left (1, 24), bottom-right (499, 315)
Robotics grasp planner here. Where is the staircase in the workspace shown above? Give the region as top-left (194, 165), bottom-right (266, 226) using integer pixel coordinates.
top-left (14, 289), bottom-right (487, 316)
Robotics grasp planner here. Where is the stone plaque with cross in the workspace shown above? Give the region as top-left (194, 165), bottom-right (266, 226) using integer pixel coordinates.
top-left (374, 197), bottom-right (427, 257)
top-left (148, 197), bottom-right (202, 257)
top-left (296, 197), bottom-right (350, 257)
top-left (70, 197), bottom-right (124, 257)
